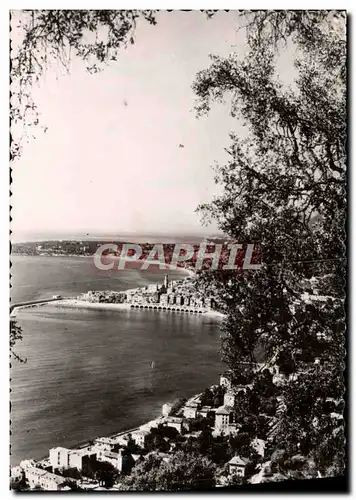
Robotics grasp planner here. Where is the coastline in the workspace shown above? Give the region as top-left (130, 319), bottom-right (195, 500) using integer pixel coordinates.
top-left (21, 391), bottom-right (204, 469)
top-left (13, 298), bottom-right (225, 319)
top-left (11, 267), bottom-right (223, 470)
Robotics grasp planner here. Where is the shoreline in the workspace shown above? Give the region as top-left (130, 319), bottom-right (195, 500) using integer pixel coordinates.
top-left (12, 299), bottom-right (224, 319)
top-left (19, 392), bottom-right (204, 468)
top-left (11, 262), bottom-right (196, 316)
top-left (11, 270), bottom-right (223, 470)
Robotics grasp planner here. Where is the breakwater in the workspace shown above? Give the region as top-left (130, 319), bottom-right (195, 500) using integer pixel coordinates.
top-left (10, 297), bottom-right (66, 314)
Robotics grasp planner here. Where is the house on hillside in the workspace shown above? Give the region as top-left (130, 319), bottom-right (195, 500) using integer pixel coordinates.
top-left (130, 429), bottom-right (151, 448)
top-left (228, 456), bottom-right (250, 477)
top-left (162, 403), bottom-right (173, 417)
top-left (219, 372), bottom-right (232, 389)
top-left (95, 448), bottom-right (136, 474)
top-left (162, 416), bottom-right (188, 433)
top-left (251, 438), bottom-right (266, 458)
top-left (223, 384), bottom-right (251, 407)
top-left (183, 401), bottom-right (200, 419)
top-left (214, 405), bottom-right (237, 434)
top-left (198, 406), bottom-right (216, 420)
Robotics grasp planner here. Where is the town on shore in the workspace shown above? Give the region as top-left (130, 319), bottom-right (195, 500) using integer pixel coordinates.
top-left (11, 261), bottom-right (342, 491)
top-left (79, 273), bottom-right (218, 313)
top-left (10, 366), bottom-right (293, 491)
top-left (11, 274), bottom-right (221, 318)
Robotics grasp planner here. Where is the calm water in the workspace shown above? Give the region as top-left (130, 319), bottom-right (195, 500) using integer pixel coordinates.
top-left (10, 255), bottom-right (194, 303)
top-left (10, 256), bottom-right (223, 465)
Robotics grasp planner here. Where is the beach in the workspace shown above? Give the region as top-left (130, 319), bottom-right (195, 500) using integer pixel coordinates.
top-left (12, 298), bottom-right (225, 318)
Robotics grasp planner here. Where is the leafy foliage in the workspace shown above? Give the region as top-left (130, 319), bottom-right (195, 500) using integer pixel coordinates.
top-left (117, 451), bottom-right (216, 491)
top-left (10, 319), bottom-right (27, 363)
top-left (193, 10), bottom-right (346, 478)
top-left (200, 385), bottom-right (225, 407)
top-left (94, 460), bottom-right (119, 488)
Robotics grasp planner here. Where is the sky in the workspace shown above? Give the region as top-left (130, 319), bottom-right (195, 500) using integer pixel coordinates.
top-left (11, 11), bottom-right (253, 240)
top-left (11, 10), bottom-right (297, 242)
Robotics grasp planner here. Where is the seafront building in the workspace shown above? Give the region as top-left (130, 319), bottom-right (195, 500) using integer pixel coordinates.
top-left (49, 446), bottom-right (97, 473)
top-left (25, 467), bottom-right (73, 491)
top-left (93, 448), bottom-right (137, 474)
top-left (11, 367), bottom-right (289, 491)
top-left (77, 274), bottom-right (218, 315)
top-left (130, 429), bottom-right (151, 448)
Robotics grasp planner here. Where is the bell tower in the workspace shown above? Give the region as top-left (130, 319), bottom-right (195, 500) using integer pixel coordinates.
top-left (164, 274), bottom-right (169, 289)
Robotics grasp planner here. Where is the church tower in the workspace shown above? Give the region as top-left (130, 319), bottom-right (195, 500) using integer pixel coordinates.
top-left (164, 274), bottom-right (169, 289)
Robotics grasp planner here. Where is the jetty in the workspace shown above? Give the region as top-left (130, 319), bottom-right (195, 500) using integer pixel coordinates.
top-left (10, 297), bottom-right (66, 314)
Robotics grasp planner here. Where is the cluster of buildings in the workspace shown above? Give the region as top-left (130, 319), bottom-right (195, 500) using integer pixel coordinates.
top-left (125, 274), bottom-right (215, 312)
top-left (14, 363), bottom-right (304, 490)
top-left (12, 460), bottom-right (74, 492)
top-left (79, 274), bottom-right (218, 313)
top-left (11, 370), bottom-right (252, 491)
top-left (10, 412), bottom-right (199, 491)
top-left (180, 374), bottom-right (246, 436)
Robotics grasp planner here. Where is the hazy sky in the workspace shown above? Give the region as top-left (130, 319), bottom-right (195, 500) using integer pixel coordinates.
top-left (11, 11), bottom-right (253, 239)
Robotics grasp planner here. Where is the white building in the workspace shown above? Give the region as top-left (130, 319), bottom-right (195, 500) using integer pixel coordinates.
top-left (19, 459), bottom-right (36, 471)
top-left (95, 449), bottom-right (121, 469)
top-left (26, 467), bottom-right (73, 491)
top-left (160, 294), bottom-right (168, 306)
top-left (223, 389), bottom-right (235, 407)
top-left (130, 429), bottom-right (151, 448)
top-left (162, 403), bottom-right (173, 417)
top-left (162, 416), bottom-right (186, 433)
top-left (50, 447), bottom-right (71, 469)
top-left (219, 373), bottom-right (232, 390)
top-left (227, 456), bottom-right (249, 477)
top-left (49, 446), bottom-right (96, 472)
top-left (113, 434), bottom-right (130, 447)
top-left (198, 406), bottom-right (216, 419)
top-left (184, 296), bottom-right (191, 306)
top-left (214, 405), bottom-right (236, 434)
top-left (94, 448), bottom-right (141, 474)
top-left (94, 436), bottom-right (116, 452)
top-left (10, 466), bottom-right (23, 483)
top-left (183, 401), bottom-right (199, 419)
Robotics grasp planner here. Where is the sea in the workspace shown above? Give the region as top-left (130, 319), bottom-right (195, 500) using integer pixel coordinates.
top-left (10, 255), bottom-right (224, 466)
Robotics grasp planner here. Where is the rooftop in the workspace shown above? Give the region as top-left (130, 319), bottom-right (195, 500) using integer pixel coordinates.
top-left (200, 406), bottom-right (215, 411)
top-left (132, 429), bottom-right (151, 436)
top-left (102, 451), bottom-right (120, 459)
top-left (95, 437), bottom-right (116, 444)
top-left (215, 405), bottom-right (234, 415)
top-left (228, 456), bottom-right (249, 466)
top-left (185, 401), bottom-right (199, 408)
top-left (50, 446), bottom-right (69, 453)
top-left (165, 416), bottom-right (184, 423)
top-left (26, 467), bottom-right (69, 485)
top-left (70, 448), bottom-right (96, 457)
